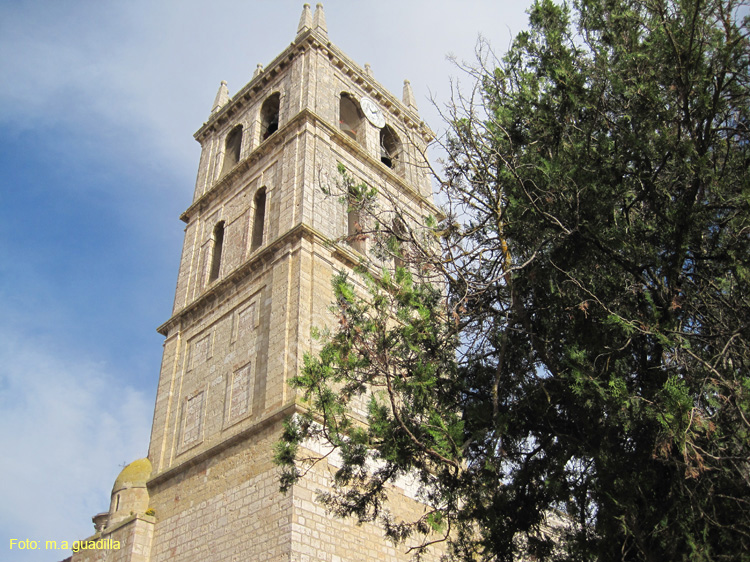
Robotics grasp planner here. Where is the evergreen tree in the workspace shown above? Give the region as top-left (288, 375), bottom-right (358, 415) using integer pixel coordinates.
top-left (277, 0), bottom-right (750, 559)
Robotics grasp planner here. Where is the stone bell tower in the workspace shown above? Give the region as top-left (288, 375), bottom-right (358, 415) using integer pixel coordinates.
top-left (71, 5), bottom-right (440, 562)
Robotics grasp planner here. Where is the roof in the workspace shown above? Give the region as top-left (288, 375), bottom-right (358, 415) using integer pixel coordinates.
top-left (112, 458), bottom-right (152, 494)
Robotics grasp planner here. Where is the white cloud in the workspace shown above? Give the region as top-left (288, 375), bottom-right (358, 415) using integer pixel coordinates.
top-left (0, 2), bottom-right (536, 561)
top-left (0, 332), bottom-right (152, 562)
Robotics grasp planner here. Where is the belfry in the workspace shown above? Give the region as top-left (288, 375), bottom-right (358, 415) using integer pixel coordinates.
top-left (70, 5), bottom-right (440, 561)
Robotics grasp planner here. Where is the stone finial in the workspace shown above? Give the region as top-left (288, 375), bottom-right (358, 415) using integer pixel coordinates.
top-left (297, 3), bottom-right (313, 34)
top-left (313, 3), bottom-right (328, 37)
top-left (92, 512), bottom-right (109, 533)
top-left (211, 80), bottom-right (229, 114)
top-left (364, 63), bottom-right (373, 77)
top-left (403, 79), bottom-right (418, 111)
top-left (253, 64), bottom-right (264, 79)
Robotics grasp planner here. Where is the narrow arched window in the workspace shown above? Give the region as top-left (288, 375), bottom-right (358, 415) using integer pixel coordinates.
top-left (347, 185), bottom-right (364, 253)
top-left (339, 93), bottom-right (362, 143)
top-left (260, 93), bottom-right (280, 141)
top-left (209, 221), bottom-right (225, 283)
top-left (221, 125), bottom-right (243, 176)
top-left (380, 125), bottom-right (401, 170)
top-left (392, 217), bottom-right (407, 270)
top-left (251, 188), bottom-right (266, 251)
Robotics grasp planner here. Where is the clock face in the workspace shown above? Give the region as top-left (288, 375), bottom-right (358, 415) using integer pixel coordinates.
top-left (360, 97), bottom-right (385, 128)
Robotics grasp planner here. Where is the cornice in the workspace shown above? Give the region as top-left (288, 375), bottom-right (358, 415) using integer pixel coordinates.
top-left (181, 111), bottom-right (296, 223)
top-left (320, 111), bottom-right (442, 219)
top-left (193, 31), bottom-right (320, 142)
top-left (320, 39), bottom-right (434, 142)
top-left (193, 28), bottom-right (434, 145)
top-left (182, 107), bottom-right (441, 225)
top-left (147, 401), bottom-right (301, 488)
top-left (157, 222), bottom-right (329, 336)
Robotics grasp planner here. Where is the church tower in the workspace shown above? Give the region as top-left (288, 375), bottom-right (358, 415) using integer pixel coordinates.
top-left (71, 5), bottom-right (440, 561)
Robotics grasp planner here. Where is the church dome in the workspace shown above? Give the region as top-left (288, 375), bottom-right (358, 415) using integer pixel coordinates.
top-left (112, 458), bottom-right (152, 494)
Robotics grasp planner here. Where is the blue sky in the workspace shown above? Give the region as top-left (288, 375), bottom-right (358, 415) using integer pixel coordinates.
top-left (0, 1), bottom-right (531, 559)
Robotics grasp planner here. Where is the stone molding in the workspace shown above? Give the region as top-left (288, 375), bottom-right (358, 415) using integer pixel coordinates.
top-left (194, 29), bottom-right (433, 145)
top-left (147, 402), bottom-right (299, 487)
top-left (182, 107), bottom-right (439, 226)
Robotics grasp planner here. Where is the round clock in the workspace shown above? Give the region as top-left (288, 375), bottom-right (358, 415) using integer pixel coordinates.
top-left (360, 97), bottom-right (385, 128)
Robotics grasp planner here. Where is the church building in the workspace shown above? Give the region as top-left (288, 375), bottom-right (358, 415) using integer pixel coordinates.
top-left (69, 5), bottom-right (440, 561)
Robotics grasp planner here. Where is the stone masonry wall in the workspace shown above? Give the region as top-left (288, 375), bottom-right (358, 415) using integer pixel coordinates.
top-left (144, 19), bottom-right (441, 562)
top-left (148, 421), bottom-right (292, 562)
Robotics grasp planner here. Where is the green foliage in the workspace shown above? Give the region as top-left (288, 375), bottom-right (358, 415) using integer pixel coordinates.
top-left (278, 0), bottom-right (750, 560)
top-left (336, 162), bottom-right (378, 213)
